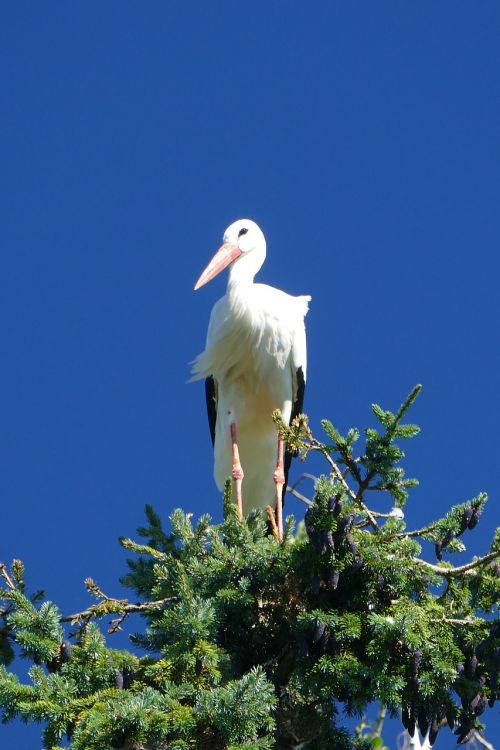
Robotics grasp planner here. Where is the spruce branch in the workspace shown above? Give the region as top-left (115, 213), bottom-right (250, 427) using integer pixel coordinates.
top-left (385, 384), bottom-right (422, 440)
top-left (119, 538), bottom-right (168, 559)
top-left (393, 493), bottom-right (488, 540)
top-left (2, 385), bottom-right (499, 750)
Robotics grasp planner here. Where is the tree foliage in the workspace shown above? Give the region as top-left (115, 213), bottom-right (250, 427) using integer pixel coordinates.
top-left (0, 386), bottom-right (498, 749)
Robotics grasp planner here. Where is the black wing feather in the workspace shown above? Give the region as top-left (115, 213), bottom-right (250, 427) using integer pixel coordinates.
top-left (205, 376), bottom-right (217, 446)
top-left (283, 366), bottom-right (305, 505)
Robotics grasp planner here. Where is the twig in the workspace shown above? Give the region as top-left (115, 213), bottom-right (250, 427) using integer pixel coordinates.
top-left (290, 473), bottom-right (318, 489)
top-left (265, 505), bottom-right (281, 543)
top-left (309, 443), bottom-right (379, 531)
top-left (373, 704), bottom-right (386, 738)
top-left (0, 563), bottom-right (15, 590)
top-left (60, 598), bottom-right (171, 624)
top-left (393, 520), bottom-right (441, 538)
top-left (309, 442), bottom-right (356, 498)
top-left (286, 486), bottom-right (312, 506)
top-left (108, 612), bottom-right (128, 634)
top-left (414, 550), bottom-right (500, 578)
top-left (354, 478), bottom-right (379, 532)
top-left (472, 730), bottom-right (495, 750)
top-left (287, 473), bottom-right (317, 504)
top-left (429, 616), bottom-right (479, 626)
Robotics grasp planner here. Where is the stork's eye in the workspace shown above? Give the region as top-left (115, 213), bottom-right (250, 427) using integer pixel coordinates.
top-left (238, 227), bottom-right (248, 237)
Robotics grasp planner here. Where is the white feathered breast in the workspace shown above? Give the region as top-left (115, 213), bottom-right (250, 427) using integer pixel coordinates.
top-left (191, 283), bottom-right (310, 389)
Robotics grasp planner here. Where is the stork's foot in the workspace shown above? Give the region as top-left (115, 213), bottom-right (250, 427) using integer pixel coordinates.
top-left (230, 422), bottom-right (244, 519)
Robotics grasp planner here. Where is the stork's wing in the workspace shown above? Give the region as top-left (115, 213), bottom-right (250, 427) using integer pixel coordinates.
top-left (205, 375), bottom-right (218, 446)
top-left (283, 316), bottom-right (308, 503)
top-left (283, 366), bottom-right (305, 504)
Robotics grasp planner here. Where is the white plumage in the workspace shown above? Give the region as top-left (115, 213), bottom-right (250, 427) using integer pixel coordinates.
top-left (192, 219), bottom-right (310, 517)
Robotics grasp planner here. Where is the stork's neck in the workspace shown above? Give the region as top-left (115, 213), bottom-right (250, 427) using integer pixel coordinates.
top-left (227, 247), bottom-right (265, 292)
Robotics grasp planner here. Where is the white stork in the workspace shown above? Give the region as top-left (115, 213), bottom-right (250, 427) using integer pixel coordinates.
top-left (191, 219), bottom-right (310, 540)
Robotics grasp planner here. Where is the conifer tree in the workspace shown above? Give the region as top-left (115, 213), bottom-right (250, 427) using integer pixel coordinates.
top-left (1, 386), bottom-right (498, 749)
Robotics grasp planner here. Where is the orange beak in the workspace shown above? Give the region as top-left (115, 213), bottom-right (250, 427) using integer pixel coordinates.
top-left (194, 242), bottom-right (242, 290)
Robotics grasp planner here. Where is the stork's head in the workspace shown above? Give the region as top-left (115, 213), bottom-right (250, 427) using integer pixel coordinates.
top-left (194, 219), bottom-right (266, 290)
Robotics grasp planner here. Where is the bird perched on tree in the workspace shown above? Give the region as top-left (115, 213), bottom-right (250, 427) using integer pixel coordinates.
top-left (191, 219), bottom-right (310, 540)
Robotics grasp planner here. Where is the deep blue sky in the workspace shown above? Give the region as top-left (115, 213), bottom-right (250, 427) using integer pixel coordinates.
top-left (1, 3), bottom-right (499, 747)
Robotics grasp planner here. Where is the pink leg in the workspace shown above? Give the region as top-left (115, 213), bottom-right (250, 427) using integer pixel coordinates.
top-left (273, 434), bottom-right (285, 542)
top-left (230, 422), bottom-right (244, 518)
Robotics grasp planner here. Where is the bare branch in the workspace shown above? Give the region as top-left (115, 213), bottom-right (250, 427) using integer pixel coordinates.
top-left (60, 597), bottom-right (171, 624)
top-left (373, 704), bottom-right (386, 738)
top-left (108, 612), bottom-right (128, 634)
top-left (309, 442), bottom-right (379, 531)
top-left (393, 519), bottom-right (441, 538)
top-left (353, 486), bottom-right (379, 532)
top-left (472, 730), bottom-right (495, 750)
top-left (429, 616), bottom-right (480, 626)
top-left (414, 550), bottom-right (500, 578)
top-left (286, 485), bottom-right (312, 506)
top-left (290, 473), bottom-right (318, 488)
top-left (309, 442), bottom-right (356, 497)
